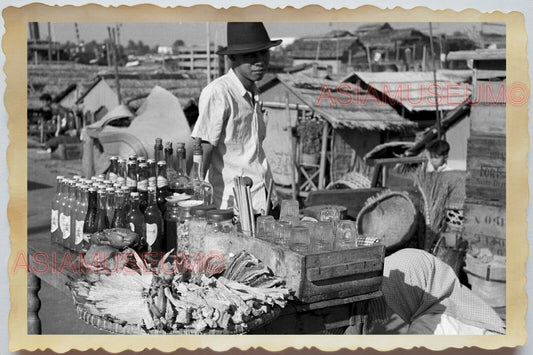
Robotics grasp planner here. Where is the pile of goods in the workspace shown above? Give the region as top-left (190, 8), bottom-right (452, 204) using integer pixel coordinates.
top-left (68, 249), bottom-right (291, 334)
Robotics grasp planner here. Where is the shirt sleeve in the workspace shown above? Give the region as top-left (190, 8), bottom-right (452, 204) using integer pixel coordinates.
top-left (191, 84), bottom-right (227, 146)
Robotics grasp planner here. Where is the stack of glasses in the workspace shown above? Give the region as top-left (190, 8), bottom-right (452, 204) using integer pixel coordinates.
top-left (255, 201), bottom-right (375, 254)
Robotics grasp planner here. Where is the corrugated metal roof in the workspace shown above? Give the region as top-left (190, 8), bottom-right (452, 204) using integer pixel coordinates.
top-left (446, 48), bottom-right (506, 61)
top-left (268, 73), bottom-right (416, 131)
top-left (341, 71), bottom-right (471, 112)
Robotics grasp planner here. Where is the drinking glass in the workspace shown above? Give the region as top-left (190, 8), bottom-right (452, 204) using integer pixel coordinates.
top-left (256, 215), bottom-right (275, 240)
top-left (289, 225), bottom-right (311, 254)
top-left (334, 220), bottom-right (357, 250)
top-left (273, 220), bottom-right (292, 247)
top-left (280, 199), bottom-right (299, 220)
top-left (318, 205), bottom-right (341, 223)
top-left (312, 221), bottom-right (334, 252)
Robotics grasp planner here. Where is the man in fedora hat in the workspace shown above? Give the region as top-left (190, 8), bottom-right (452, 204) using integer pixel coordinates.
top-left (191, 22), bottom-right (281, 214)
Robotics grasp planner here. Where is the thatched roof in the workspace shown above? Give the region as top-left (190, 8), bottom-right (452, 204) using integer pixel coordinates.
top-left (260, 73), bottom-right (416, 131)
top-left (286, 35), bottom-right (362, 60)
top-left (341, 71), bottom-right (471, 112)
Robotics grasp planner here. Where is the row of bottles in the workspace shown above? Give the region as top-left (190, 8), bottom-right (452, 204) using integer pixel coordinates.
top-left (51, 175), bottom-right (166, 253)
top-left (50, 138), bottom-right (213, 255)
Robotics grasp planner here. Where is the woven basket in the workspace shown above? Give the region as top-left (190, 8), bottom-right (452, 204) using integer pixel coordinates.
top-left (356, 191), bottom-right (418, 251)
top-left (326, 171), bottom-right (371, 190)
top-left (74, 300), bottom-right (283, 335)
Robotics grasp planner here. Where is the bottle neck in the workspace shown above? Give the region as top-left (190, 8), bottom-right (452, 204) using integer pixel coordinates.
top-left (87, 191), bottom-right (97, 210)
top-left (191, 153), bottom-right (203, 180)
top-left (114, 193), bottom-right (124, 209)
top-left (148, 190), bottom-right (157, 205)
top-left (176, 151), bottom-right (186, 175)
top-left (130, 196), bottom-right (140, 210)
top-left (164, 148), bottom-right (173, 167)
top-left (157, 166), bottom-right (168, 188)
top-left (80, 189), bottom-right (89, 207)
top-left (97, 192), bottom-right (107, 210)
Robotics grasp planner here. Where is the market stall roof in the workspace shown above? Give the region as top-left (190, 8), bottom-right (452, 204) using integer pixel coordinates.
top-left (260, 73), bottom-right (417, 131)
top-left (340, 71), bottom-right (472, 112)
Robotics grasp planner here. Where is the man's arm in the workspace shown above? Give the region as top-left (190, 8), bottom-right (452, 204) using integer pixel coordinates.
top-left (200, 141), bottom-right (214, 180)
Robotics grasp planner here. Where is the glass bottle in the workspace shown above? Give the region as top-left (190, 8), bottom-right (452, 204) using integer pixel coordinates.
top-left (72, 185), bottom-right (89, 251)
top-left (107, 156), bottom-right (119, 182)
top-left (128, 153), bottom-right (138, 165)
top-left (83, 187), bottom-right (98, 244)
top-left (171, 142), bottom-right (191, 195)
top-left (69, 182), bottom-right (83, 250)
top-left (164, 200), bottom-right (180, 253)
top-left (121, 185), bottom-right (131, 211)
top-left (126, 160), bottom-right (137, 192)
top-left (116, 158), bottom-right (127, 186)
top-left (105, 187), bottom-right (115, 223)
top-left (156, 161), bottom-right (171, 213)
top-left (187, 138), bottom-right (213, 204)
top-left (144, 186), bottom-right (164, 254)
top-left (95, 188), bottom-right (109, 232)
top-left (51, 175), bottom-right (64, 244)
top-left (154, 137), bottom-right (163, 164)
top-left (60, 180), bottom-right (75, 248)
top-left (137, 162), bottom-right (149, 213)
top-left (164, 142), bottom-right (177, 187)
top-left (111, 189), bottom-right (128, 229)
top-left (126, 192), bottom-right (145, 249)
top-left (147, 159), bottom-right (157, 190)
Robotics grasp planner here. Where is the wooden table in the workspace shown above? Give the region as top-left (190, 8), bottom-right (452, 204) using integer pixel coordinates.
top-left (27, 234), bottom-right (382, 335)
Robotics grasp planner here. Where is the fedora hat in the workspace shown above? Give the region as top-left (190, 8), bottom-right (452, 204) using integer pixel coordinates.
top-left (217, 22), bottom-right (282, 55)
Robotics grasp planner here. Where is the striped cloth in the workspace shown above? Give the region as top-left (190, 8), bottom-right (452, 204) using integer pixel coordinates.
top-left (368, 248), bottom-right (505, 334)
top-left (356, 235), bottom-right (381, 247)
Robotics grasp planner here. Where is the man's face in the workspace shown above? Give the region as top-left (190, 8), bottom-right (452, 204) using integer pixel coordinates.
top-left (232, 49), bottom-right (270, 83)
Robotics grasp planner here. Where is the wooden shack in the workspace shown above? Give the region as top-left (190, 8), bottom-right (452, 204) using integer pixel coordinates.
top-left (258, 73), bottom-right (417, 198)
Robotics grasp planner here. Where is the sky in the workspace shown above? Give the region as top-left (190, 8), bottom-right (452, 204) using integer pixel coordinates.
top-left (33, 21), bottom-right (505, 47)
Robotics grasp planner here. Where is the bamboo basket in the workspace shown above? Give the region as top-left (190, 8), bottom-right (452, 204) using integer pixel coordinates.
top-left (74, 300), bottom-right (283, 335)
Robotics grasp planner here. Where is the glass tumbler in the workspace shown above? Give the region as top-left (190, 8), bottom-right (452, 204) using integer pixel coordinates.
top-left (334, 220), bottom-right (357, 250)
top-left (280, 199), bottom-right (299, 220)
top-left (312, 221), bottom-right (334, 252)
top-left (289, 225), bottom-right (311, 254)
top-left (256, 215), bottom-right (275, 240)
top-left (319, 205), bottom-right (341, 223)
top-left (273, 220), bottom-right (292, 247)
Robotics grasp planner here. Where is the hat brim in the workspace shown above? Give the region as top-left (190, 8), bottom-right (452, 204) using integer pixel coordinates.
top-left (216, 39), bottom-right (282, 55)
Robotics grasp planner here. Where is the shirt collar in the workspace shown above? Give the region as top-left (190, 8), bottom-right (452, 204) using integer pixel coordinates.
top-left (228, 68), bottom-right (258, 99)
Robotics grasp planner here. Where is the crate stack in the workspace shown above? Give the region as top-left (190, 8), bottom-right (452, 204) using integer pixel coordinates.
top-left (462, 54), bottom-right (506, 313)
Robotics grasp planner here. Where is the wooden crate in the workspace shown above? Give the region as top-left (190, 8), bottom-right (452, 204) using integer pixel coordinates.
top-left (462, 202), bottom-right (506, 256)
top-left (193, 233), bottom-right (385, 304)
top-left (469, 103), bottom-right (505, 136)
top-left (466, 136), bottom-right (505, 203)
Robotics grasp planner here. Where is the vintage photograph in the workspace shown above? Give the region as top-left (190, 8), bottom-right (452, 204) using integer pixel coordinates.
top-left (24, 19), bottom-right (508, 338)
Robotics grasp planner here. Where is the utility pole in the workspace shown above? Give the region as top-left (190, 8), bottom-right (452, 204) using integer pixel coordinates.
top-left (47, 22), bottom-right (52, 65)
top-left (107, 26), bottom-right (122, 104)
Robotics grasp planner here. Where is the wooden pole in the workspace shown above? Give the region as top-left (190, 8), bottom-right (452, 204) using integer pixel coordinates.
top-left (286, 92), bottom-right (298, 200)
top-left (47, 22), bottom-right (52, 65)
top-left (366, 46), bottom-right (372, 72)
top-left (318, 122), bottom-right (329, 189)
top-left (108, 27), bottom-right (122, 104)
top-left (428, 22), bottom-right (441, 139)
top-left (206, 22), bottom-right (211, 85)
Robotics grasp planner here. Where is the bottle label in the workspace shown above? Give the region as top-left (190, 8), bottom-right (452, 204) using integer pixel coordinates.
top-left (193, 155), bottom-right (202, 164)
top-left (148, 177), bottom-right (156, 188)
top-left (129, 222), bottom-right (136, 233)
top-left (126, 177), bottom-right (137, 188)
top-left (157, 176), bottom-right (168, 188)
top-left (146, 223), bottom-right (158, 246)
top-left (75, 220), bottom-right (84, 245)
top-left (51, 209), bottom-right (58, 233)
top-left (137, 179), bottom-right (148, 191)
top-left (61, 214), bottom-right (71, 239)
top-left (116, 176), bottom-right (126, 185)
